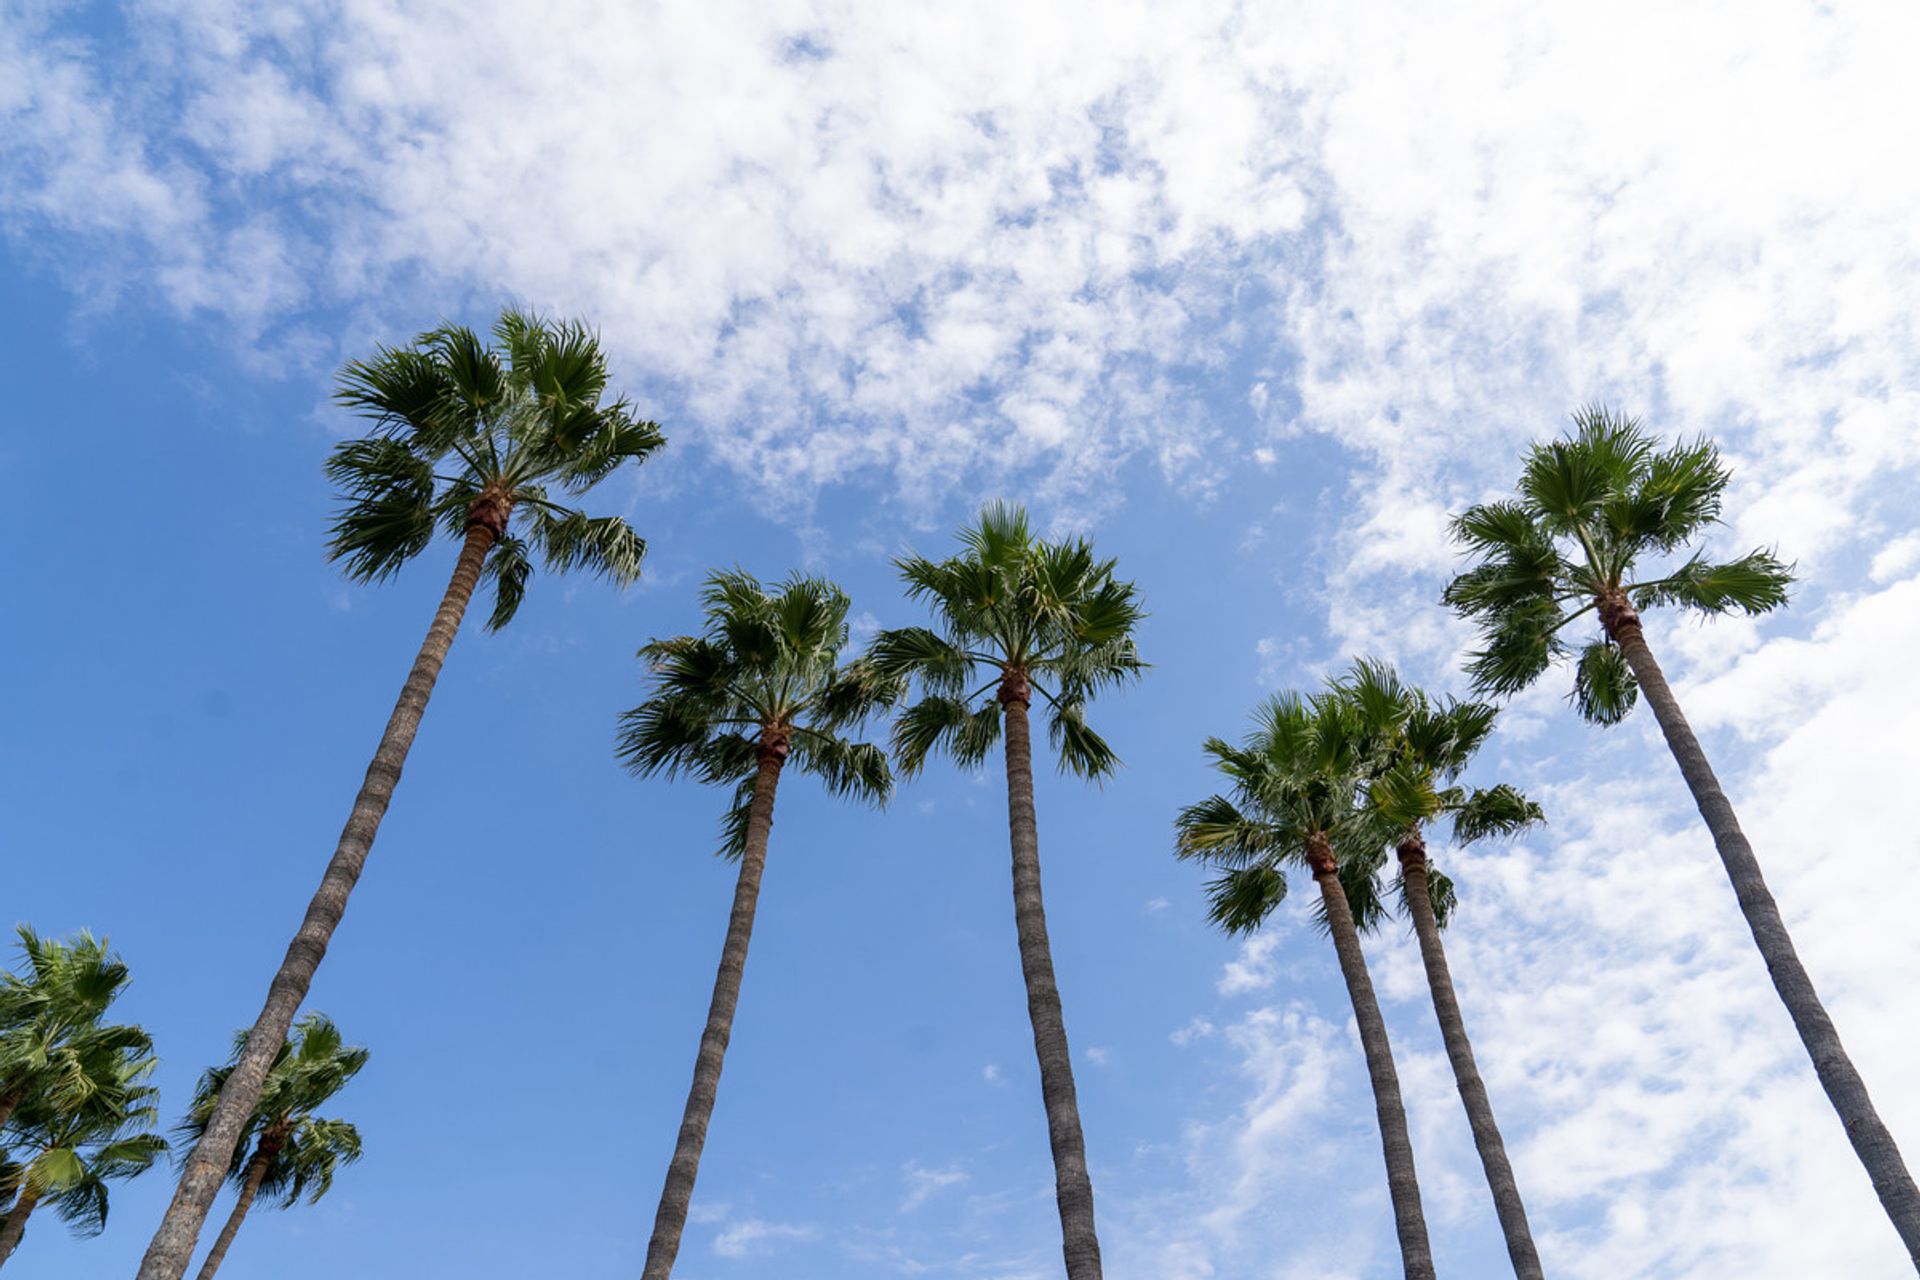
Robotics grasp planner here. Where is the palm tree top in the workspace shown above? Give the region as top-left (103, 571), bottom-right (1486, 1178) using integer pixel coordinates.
top-left (1443, 405), bottom-right (1792, 722)
top-left (617, 569), bottom-right (902, 856)
top-left (2, 927), bottom-right (153, 1116)
top-left (869, 502), bottom-right (1146, 780)
top-left (177, 1013), bottom-right (367, 1206)
top-left (327, 307), bottom-right (665, 630)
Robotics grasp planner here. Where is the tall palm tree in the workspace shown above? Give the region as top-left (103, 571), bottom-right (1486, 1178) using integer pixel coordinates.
top-left (1442, 406), bottom-right (1920, 1264)
top-left (0, 928), bottom-right (152, 1135)
top-left (0, 1023), bottom-right (166, 1267)
top-left (1175, 686), bottom-right (1436, 1280)
top-left (140, 309), bottom-right (664, 1280)
top-left (868, 503), bottom-right (1144, 1280)
top-left (178, 1014), bottom-right (367, 1279)
top-left (618, 570), bottom-right (899, 1278)
top-left (1336, 661), bottom-right (1546, 1279)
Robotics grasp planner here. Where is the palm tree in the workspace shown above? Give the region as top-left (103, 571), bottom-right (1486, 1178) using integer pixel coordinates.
top-left (618, 570), bottom-right (899, 1278)
top-left (1443, 405), bottom-right (1920, 1264)
top-left (139, 309), bottom-right (664, 1280)
top-left (1336, 661), bottom-right (1546, 1279)
top-left (868, 503), bottom-right (1143, 1280)
top-left (1175, 686), bottom-right (1436, 1280)
top-left (0, 1022), bottom-right (166, 1267)
top-left (178, 1014), bottom-right (367, 1279)
top-left (0, 928), bottom-right (153, 1135)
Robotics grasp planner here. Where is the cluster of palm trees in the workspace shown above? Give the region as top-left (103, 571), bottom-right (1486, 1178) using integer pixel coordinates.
top-left (94, 306), bottom-right (1910, 1279)
top-left (0, 930), bottom-right (365, 1274)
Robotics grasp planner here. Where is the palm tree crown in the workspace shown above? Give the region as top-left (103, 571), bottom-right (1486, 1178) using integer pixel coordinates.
top-left (0, 928), bottom-right (153, 1127)
top-left (868, 502), bottom-right (1145, 776)
top-left (330, 307), bottom-right (665, 629)
top-left (1442, 405), bottom-right (1791, 719)
top-left (1174, 685), bottom-right (1382, 932)
top-left (179, 1014), bottom-right (367, 1210)
top-left (618, 570), bottom-right (901, 847)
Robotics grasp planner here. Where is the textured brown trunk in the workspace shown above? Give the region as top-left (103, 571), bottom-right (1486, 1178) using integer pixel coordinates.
top-left (194, 1128), bottom-right (284, 1280)
top-left (641, 732), bottom-right (788, 1279)
top-left (1602, 594), bottom-right (1920, 1269)
top-left (1000, 676), bottom-right (1104, 1280)
top-left (139, 512), bottom-right (503, 1280)
top-left (1312, 835), bottom-right (1435, 1280)
top-left (1400, 835), bottom-right (1543, 1280)
top-left (0, 1088), bottom-right (21, 1133)
top-left (0, 1187), bottom-right (38, 1267)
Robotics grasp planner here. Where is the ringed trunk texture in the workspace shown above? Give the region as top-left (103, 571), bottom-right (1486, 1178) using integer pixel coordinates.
top-left (0, 1188), bottom-right (38, 1267)
top-left (194, 1132), bottom-right (282, 1280)
top-left (1000, 680), bottom-right (1104, 1280)
top-left (640, 736), bottom-right (787, 1279)
top-left (138, 515), bottom-right (502, 1280)
top-left (1312, 839), bottom-right (1435, 1280)
top-left (1602, 596), bottom-right (1920, 1268)
top-left (1400, 837), bottom-right (1544, 1280)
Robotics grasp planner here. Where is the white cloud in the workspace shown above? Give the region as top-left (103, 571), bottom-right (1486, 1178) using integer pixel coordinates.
top-left (982, 1063), bottom-right (1005, 1086)
top-left (1085, 1045), bottom-right (1112, 1067)
top-left (1216, 931), bottom-right (1282, 997)
top-left (900, 1161), bottom-right (969, 1212)
top-left (712, 1216), bottom-right (818, 1258)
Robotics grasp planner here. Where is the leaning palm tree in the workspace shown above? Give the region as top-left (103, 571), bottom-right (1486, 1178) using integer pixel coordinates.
top-left (178, 1014), bottom-right (367, 1279)
top-left (1336, 661), bottom-right (1546, 1279)
top-left (1176, 686), bottom-right (1435, 1280)
top-left (139, 309), bottom-right (664, 1280)
top-left (0, 1028), bottom-right (166, 1266)
top-left (868, 503), bottom-right (1143, 1280)
top-left (619, 570), bottom-right (899, 1278)
top-left (1443, 406), bottom-right (1920, 1264)
top-left (0, 928), bottom-right (152, 1135)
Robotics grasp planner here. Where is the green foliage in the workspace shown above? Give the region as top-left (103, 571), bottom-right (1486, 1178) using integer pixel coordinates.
top-left (177, 1014), bottom-right (367, 1210)
top-left (870, 502), bottom-right (1145, 781)
top-left (328, 308), bottom-right (664, 628)
top-left (1444, 405), bottom-right (1793, 722)
top-left (617, 571), bottom-right (903, 857)
top-left (0, 935), bottom-right (164, 1244)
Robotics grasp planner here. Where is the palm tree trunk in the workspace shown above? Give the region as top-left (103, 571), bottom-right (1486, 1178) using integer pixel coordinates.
top-left (1311, 837), bottom-right (1435, 1280)
top-left (1400, 837), bottom-right (1542, 1280)
top-left (1603, 596), bottom-right (1920, 1268)
top-left (999, 679), bottom-right (1103, 1280)
top-left (0, 1188), bottom-right (39, 1267)
top-left (194, 1138), bottom-right (276, 1280)
top-left (641, 735), bottom-right (788, 1279)
top-left (0, 1089), bottom-right (21, 1133)
top-left (139, 515), bottom-right (502, 1280)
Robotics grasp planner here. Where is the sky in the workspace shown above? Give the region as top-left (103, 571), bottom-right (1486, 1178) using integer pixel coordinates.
top-left (4, 1), bottom-right (1920, 1277)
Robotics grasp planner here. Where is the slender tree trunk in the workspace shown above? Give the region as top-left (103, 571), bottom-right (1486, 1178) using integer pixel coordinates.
top-left (0, 1188), bottom-right (38, 1267)
top-left (1400, 836), bottom-right (1543, 1280)
top-left (139, 513), bottom-right (503, 1280)
top-left (1311, 836), bottom-right (1435, 1280)
top-left (194, 1134), bottom-right (280, 1280)
top-left (1602, 595), bottom-right (1920, 1269)
top-left (641, 733), bottom-right (788, 1280)
top-left (999, 677), bottom-right (1103, 1280)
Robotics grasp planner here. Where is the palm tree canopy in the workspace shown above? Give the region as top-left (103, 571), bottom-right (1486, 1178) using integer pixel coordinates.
top-left (1330, 660), bottom-right (1544, 932)
top-left (1442, 405), bottom-right (1792, 723)
top-left (868, 502), bottom-right (1146, 780)
top-left (328, 307), bottom-right (665, 630)
top-left (177, 1014), bottom-right (368, 1208)
top-left (1173, 686), bottom-right (1383, 935)
top-left (2, 1023), bottom-right (165, 1237)
top-left (616, 570), bottom-right (903, 856)
top-left (0, 928), bottom-right (153, 1118)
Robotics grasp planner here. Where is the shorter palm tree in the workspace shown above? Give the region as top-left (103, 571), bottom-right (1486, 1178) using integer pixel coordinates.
top-left (1335, 662), bottom-right (1547, 1279)
top-left (1175, 687), bottom-right (1435, 1280)
top-left (178, 1014), bottom-right (367, 1279)
top-left (0, 1034), bottom-right (166, 1266)
top-left (618, 570), bottom-right (899, 1279)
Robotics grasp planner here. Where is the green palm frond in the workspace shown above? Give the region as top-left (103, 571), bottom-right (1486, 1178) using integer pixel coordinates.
top-left (1445, 404), bottom-right (1790, 712)
top-left (1572, 639), bottom-right (1638, 724)
top-left (1203, 864), bottom-right (1289, 936)
top-left (1450, 785), bottom-right (1544, 844)
top-left (328, 308), bottom-right (659, 618)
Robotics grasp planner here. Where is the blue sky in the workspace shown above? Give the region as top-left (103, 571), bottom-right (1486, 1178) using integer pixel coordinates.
top-left (5, 2), bottom-right (1920, 1278)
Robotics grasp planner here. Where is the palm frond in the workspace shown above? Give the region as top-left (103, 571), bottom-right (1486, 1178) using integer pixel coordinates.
top-left (1571, 639), bottom-right (1638, 725)
top-left (1203, 864), bottom-right (1288, 935)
